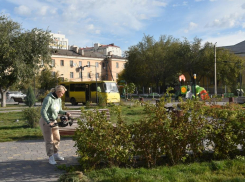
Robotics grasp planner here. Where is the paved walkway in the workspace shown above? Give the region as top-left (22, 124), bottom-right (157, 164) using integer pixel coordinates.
top-left (0, 138), bottom-right (78, 182)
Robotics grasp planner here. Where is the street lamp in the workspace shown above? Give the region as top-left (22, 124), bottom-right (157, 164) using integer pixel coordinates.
top-left (214, 42), bottom-right (217, 95)
top-left (194, 74), bottom-right (196, 99)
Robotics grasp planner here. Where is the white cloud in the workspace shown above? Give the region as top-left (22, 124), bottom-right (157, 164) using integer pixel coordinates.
top-left (202, 30), bottom-right (245, 46)
top-left (242, 3), bottom-right (245, 9)
top-left (95, 30), bottom-right (100, 34)
top-left (152, 0), bottom-right (167, 7)
top-left (173, 1), bottom-right (188, 7)
top-left (205, 13), bottom-right (240, 29)
top-left (195, 0), bottom-right (204, 2)
top-left (242, 22), bottom-right (245, 28)
top-left (87, 24), bottom-right (94, 30)
top-left (14, 5), bottom-right (31, 16)
top-left (185, 22), bottom-right (198, 33)
top-left (37, 6), bottom-right (48, 16)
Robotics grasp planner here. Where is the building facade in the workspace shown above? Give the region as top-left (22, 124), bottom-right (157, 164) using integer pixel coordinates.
top-left (80, 43), bottom-right (122, 57)
top-left (50, 33), bottom-right (69, 50)
top-left (50, 49), bottom-right (126, 82)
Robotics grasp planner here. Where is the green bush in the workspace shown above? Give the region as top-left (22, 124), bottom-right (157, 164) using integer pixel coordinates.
top-left (73, 108), bottom-right (133, 170)
top-left (22, 107), bottom-right (41, 128)
top-left (25, 86), bottom-right (36, 107)
top-left (73, 98), bottom-right (245, 170)
top-left (98, 93), bottom-right (106, 107)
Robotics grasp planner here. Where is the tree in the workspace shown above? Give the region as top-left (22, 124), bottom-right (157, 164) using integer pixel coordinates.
top-left (0, 15), bottom-right (52, 107)
top-left (25, 86), bottom-right (36, 107)
top-left (38, 66), bottom-right (61, 93)
top-left (125, 83), bottom-right (136, 99)
top-left (122, 35), bottom-right (180, 91)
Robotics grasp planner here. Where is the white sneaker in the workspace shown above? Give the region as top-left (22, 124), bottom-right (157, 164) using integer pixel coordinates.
top-left (49, 155), bottom-right (57, 165)
top-left (54, 153), bottom-right (64, 161)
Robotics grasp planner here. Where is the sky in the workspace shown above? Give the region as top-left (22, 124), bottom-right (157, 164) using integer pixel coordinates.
top-left (1, 0), bottom-right (245, 54)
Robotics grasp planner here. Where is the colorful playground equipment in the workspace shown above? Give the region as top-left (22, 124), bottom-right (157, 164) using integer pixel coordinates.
top-left (176, 74), bottom-right (209, 100)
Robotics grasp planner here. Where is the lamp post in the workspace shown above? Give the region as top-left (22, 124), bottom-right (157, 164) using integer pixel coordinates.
top-left (214, 42), bottom-right (217, 95)
top-left (194, 74), bottom-right (196, 99)
top-left (239, 60), bottom-right (242, 97)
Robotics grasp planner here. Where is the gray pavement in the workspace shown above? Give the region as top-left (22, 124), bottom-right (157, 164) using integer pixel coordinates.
top-left (0, 139), bottom-right (78, 182)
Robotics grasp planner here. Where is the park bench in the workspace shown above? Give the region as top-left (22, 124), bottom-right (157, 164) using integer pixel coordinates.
top-left (13, 97), bottom-right (24, 105)
top-left (59, 109), bottom-right (110, 136)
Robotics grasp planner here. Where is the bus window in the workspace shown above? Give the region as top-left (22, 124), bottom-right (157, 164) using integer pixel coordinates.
top-left (70, 84), bottom-right (86, 91)
top-left (91, 83), bottom-right (96, 91)
top-left (91, 83), bottom-right (103, 92)
top-left (104, 82), bottom-right (119, 93)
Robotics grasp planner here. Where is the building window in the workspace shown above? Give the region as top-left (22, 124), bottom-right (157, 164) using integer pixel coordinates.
top-left (51, 59), bottom-right (55, 67)
top-left (52, 72), bottom-right (56, 77)
top-left (116, 62), bottom-right (119, 68)
top-left (87, 61), bottom-right (90, 67)
top-left (116, 73), bottom-right (118, 79)
top-left (79, 61), bottom-right (82, 67)
top-left (79, 72), bottom-right (82, 78)
top-left (70, 72), bottom-right (73, 78)
top-left (95, 62), bottom-right (99, 67)
top-left (88, 72), bottom-right (91, 78)
top-left (60, 60), bottom-right (64, 66)
top-left (70, 60), bottom-right (73, 67)
top-left (96, 73), bottom-right (99, 78)
top-left (123, 63), bottom-right (126, 68)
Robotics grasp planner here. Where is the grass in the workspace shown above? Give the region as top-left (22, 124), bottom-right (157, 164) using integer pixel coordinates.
top-left (0, 104), bottom-right (146, 142)
top-left (58, 158), bottom-right (245, 182)
top-left (109, 105), bottom-right (146, 125)
top-left (0, 111), bottom-right (43, 142)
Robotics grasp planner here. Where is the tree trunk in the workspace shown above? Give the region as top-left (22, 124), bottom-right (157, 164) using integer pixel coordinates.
top-left (0, 90), bottom-right (7, 107)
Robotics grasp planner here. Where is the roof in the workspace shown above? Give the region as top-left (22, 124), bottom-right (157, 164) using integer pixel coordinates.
top-left (221, 40), bottom-right (245, 55)
top-left (51, 49), bottom-right (125, 59)
top-left (80, 44), bottom-right (120, 50)
top-left (52, 49), bottom-right (81, 56)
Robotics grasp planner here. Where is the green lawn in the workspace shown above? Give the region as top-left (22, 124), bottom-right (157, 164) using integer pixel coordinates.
top-left (59, 158), bottom-right (245, 182)
top-left (0, 105), bottom-right (146, 142)
top-left (109, 105), bottom-right (146, 125)
top-left (0, 111), bottom-right (43, 142)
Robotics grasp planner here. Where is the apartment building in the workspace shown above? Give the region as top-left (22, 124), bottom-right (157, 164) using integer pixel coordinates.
top-left (50, 33), bottom-right (69, 50)
top-left (50, 47), bottom-right (126, 82)
top-left (80, 43), bottom-right (122, 57)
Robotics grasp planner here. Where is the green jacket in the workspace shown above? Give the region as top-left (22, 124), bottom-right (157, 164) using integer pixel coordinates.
top-left (41, 92), bottom-right (66, 124)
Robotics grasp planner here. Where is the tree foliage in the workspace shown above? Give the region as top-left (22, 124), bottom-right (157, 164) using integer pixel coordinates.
top-left (122, 35), bottom-right (243, 93)
top-left (25, 86), bottom-right (36, 107)
top-left (122, 35), bottom-right (181, 91)
top-left (0, 15), bottom-right (52, 107)
top-left (38, 66), bottom-right (61, 92)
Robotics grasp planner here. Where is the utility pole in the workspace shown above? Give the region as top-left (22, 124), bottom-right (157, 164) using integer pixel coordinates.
top-left (214, 42), bottom-right (217, 95)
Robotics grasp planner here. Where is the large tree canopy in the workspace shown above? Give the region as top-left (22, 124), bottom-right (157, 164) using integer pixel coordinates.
top-left (120, 35), bottom-right (243, 93)
top-left (0, 15), bottom-right (52, 107)
top-left (122, 35), bottom-right (181, 91)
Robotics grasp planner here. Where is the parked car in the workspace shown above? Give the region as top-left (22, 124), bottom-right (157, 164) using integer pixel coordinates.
top-left (6, 91), bottom-right (26, 100)
top-left (139, 94), bottom-right (149, 98)
top-left (148, 92), bottom-right (161, 98)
